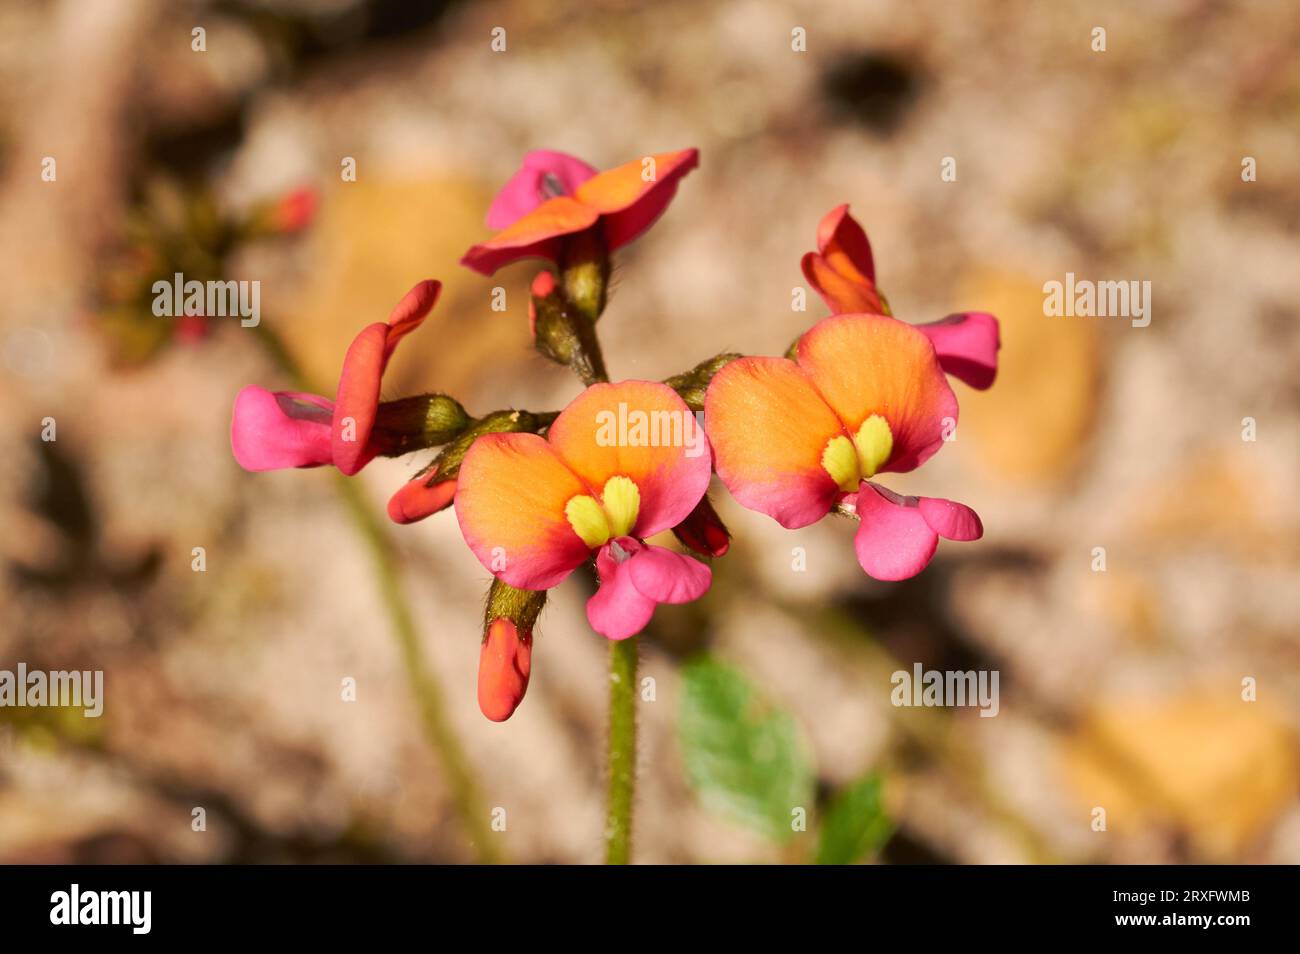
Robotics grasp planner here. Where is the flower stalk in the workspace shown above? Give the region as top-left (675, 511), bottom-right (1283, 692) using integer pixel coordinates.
top-left (604, 635), bottom-right (638, 865)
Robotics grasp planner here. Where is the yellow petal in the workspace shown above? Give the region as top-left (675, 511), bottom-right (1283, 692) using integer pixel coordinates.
top-left (602, 475), bottom-right (641, 538)
top-left (854, 414), bottom-right (893, 478)
top-left (821, 435), bottom-right (861, 493)
top-left (565, 494), bottom-right (610, 548)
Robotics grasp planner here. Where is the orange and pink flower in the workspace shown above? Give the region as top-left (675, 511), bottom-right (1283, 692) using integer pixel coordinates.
top-left (454, 380), bottom-right (713, 639)
top-left (704, 313), bottom-right (982, 581)
top-left (461, 149), bottom-right (699, 275)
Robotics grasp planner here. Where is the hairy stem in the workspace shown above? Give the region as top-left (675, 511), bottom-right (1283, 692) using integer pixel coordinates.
top-left (605, 636), bottom-right (638, 864)
top-left (251, 323), bottom-right (499, 864)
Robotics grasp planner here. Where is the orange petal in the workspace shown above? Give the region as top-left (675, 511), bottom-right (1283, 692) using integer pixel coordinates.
top-left (703, 356), bottom-right (845, 529)
top-left (573, 148), bottom-right (699, 250)
top-left (802, 251), bottom-right (887, 314)
top-left (454, 432), bottom-right (591, 589)
top-left (460, 196), bottom-right (599, 275)
top-left (817, 203), bottom-right (875, 283)
top-left (803, 205), bottom-right (887, 314)
top-left (795, 314), bottom-right (957, 474)
top-left (546, 380), bottom-right (712, 539)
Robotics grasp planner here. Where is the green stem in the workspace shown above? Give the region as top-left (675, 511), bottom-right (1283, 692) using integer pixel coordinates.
top-left (250, 323), bottom-right (499, 864)
top-left (605, 636), bottom-right (638, 864)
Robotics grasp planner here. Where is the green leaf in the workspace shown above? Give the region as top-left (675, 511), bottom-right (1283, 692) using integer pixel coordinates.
top-left (677, 657), bottom-right (814, 842)
top-left (815, 774), bottom-right (893, 865)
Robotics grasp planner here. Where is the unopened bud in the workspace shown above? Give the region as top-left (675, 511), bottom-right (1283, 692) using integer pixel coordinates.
top-left (672, 495), bottom-right (731, 557)
top-left (559, 226), bottom-right (610, 324)
top-left (387, 466), bottom-right (457, 524)
top-left (371, 394), bottom-right (471, 456)
top-left (479, 580), bottom-right (547, 722)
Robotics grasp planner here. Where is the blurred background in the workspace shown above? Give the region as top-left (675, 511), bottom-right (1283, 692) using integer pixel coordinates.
top-left (1, 0), bottom-right (1298, 864)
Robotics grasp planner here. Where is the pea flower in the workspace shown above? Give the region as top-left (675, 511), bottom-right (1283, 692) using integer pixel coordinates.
top-left (231, 280), bottom-right (465, 474)
top-left (460, 148), bottom-right (699, 275)
top-left (802, 204), bottom-right (1001, 390)
top-left (704, 313), bottom-right (983, 581)
top-left (454, 380), bottom-right (713, 640)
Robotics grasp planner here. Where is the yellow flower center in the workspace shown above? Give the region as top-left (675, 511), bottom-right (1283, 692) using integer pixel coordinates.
top-left (820, 414), bottom-right (894, 493)
top-left (565, 475), bottom-right (641, 548)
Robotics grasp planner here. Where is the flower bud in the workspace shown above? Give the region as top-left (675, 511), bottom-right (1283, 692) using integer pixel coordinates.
top-left (479, 580), bottom-right (548, 722)
top-left (370, 393), bottom-right (471, 456)
top-left (559, 226), bottom-right (610, 324)
top-left (387, 466), bottom-right (457, 524)
top-left (530, 271), bottom-right (607, 385)
top-left (672, 495), bottom-right (731, 557)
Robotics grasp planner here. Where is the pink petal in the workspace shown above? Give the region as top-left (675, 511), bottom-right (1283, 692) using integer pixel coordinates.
top-left (916, 312), bottom-right (1000, 390)
top-left (853, 483), bottom-right (982, 580)
top-left (917, 495), bottom-right (983, 541)
top-left (626, 543), bottom-right (712, 604)
top-left (486, 150), bottom-right (599, 229)
top-left (586, 540), bottom-right (658, 640)
top-left (332, 280), bottom-right (441, 475)
top-left (852, 483), bottom-right (939, 581)
top-left (230, 386), bottom-right (335, 472)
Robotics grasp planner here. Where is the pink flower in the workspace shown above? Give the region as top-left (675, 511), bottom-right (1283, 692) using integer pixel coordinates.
top-left (802, 204), bottom-right (1001, 390)
top-left (461, 149), bottom-right (699, 275)
top-left (230, 279), bottom-right (441, 474)
top-left (454, 380), bottom-right (713, 640)
top-left (705, 313), bottom-right (983, 581)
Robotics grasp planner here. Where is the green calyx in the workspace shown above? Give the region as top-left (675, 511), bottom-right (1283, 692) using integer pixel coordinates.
top-left (372, 394), bottom-right (472, 456)
top-left (484, 578), bottom-right (548, 635)
top-left (664, 352), bottom-right (742, 411)
top-left (532, 287), bottom-right (608, 386)
top-left (559, 226), bottom-right (610, 325)
top-left (425, 407), bottom-right (558, 483)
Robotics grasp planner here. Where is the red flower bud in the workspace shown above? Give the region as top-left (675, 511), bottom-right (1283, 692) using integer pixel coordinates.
top-left (671, 496), bottom-right (731, 558)
top-left (387, 469), bottom-right (457, 525)
top-left (478, 617), bottom-right (532, 722)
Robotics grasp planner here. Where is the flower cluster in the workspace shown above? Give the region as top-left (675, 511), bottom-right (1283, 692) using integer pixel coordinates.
top-left (230, 148), bottom-right (999, 722)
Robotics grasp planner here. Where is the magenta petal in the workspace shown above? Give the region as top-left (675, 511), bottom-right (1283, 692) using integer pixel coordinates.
top-left (852, 483), bottom-right (938, 581)
top-left (587, 541), bottom-right (657, 640)
top-left (917, 496), bottom-right (983, 541)
top-left (916, 312), bottom-right (1000, 390)
top-left (626, 543), bottom-right (712, 604)
top-left (486, 150), bottom-right (599, 229)
top-left (231, 386), bottom-right (335, 472)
